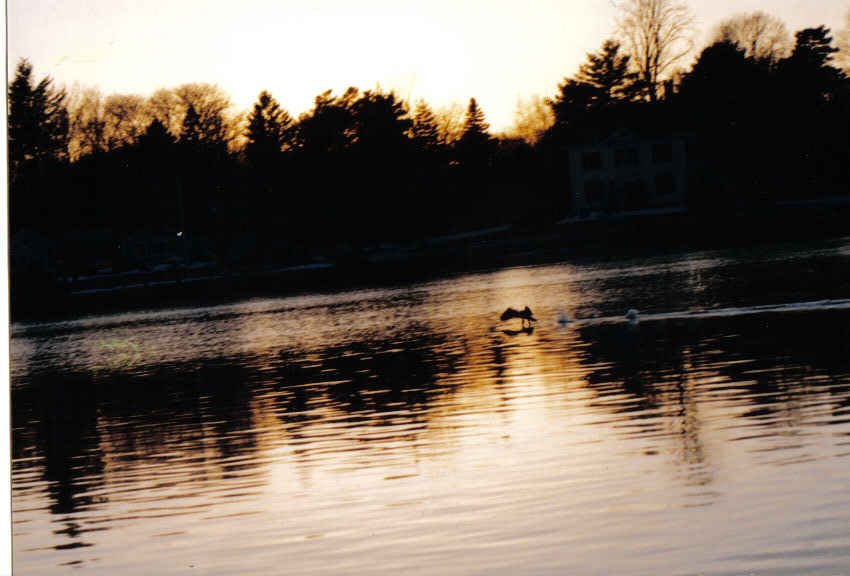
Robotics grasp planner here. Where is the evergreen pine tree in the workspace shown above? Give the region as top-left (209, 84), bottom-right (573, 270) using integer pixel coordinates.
top-left (8, 58), bottom-right (69, 232)
top-left (456, 98), bottom-right (493, 168)
top-left (139, 118), bottom-right (174, 150)
top-left (460, 98), bottom-right (490, 141)
top-left (245, 90), bottom-right (293, 168)
top-left (575, 40), bottom-right (637, 105)
top-left (411, 99), bottom-right (441, 152)
top-left (294, 88), bottom-right (360, 155)
top-left (789, 26), bottom-right (841, 69)
top-left (179, 104), bottom-right (202, 149)
top-left (779, 26), bottom-right (847, 105)
top-left (8, 58), bottom-right (69, 172)
top-left (546, 80), bottom-right (598, 127)
top-left (353, 90), bottom-right (411, 155)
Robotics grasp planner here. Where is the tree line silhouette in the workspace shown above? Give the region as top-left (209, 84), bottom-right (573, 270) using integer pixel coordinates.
top-left (8, 8), bottom-right (850, 284)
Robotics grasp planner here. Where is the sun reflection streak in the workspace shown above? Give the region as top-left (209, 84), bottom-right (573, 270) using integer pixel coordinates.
top-left (11, 253), bottom-right (850, 575)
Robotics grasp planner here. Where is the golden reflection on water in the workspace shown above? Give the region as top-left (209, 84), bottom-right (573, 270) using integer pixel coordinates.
top-left (11, 249), bottom-right (850, 575)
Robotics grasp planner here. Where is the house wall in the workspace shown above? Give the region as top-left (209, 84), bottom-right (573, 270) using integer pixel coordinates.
top-left (568, 134), bottom-right (689, 218)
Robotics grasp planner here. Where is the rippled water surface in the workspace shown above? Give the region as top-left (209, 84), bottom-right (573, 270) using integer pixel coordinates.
top-left (11, 238), bottom-right (850, 575)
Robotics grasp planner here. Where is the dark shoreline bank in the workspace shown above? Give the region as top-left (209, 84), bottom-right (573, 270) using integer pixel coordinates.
top-left (10, 202), bottom-right (850, 323)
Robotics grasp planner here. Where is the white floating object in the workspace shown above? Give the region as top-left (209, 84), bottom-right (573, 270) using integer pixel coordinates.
top-left (626, 309), bottom-right (639, 323)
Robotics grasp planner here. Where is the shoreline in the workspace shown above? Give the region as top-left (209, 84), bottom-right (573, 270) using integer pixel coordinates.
top-left (10, 201), bottom-right (850, 323)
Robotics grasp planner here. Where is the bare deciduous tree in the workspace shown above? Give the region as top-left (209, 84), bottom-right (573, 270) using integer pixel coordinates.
top-left (613, 0), bottom-right (695, 101)
top-left (433, 102), bottom-right (465, 146)
top-left (836, 9), bottom-right (850, 72)
top-left (103, 94), bottom-right (150, 150)
top-left (506, 96), bottom-right (554, 145)
top-left (67, 86), bottom-right (106, 160)
top-left (148, 88), bottom-right (183, 137)
top-left (147, 83), bottom-right (240, 151)
top-left (69, 89), bottom-right (155, 158)
top-left (172, 83), bottom-right (235, 148)
top-left (711, 11), bottom-right (792, 63)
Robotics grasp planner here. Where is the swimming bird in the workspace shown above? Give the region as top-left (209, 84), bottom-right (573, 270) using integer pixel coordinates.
top-left (557, 311), bottom-right (570, 326)
top-left (501, 306), bottom-right (537, 327)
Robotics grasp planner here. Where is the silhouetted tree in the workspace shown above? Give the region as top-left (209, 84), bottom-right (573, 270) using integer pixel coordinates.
top-left (8, 58), bottom-right (70, 233)
top-left (575, 39), bottom-right (638, 105)
top-left (778, 26), bottom-right (847, 106)
top-left (8, 59), bottom-right (69, 171)
top-left (138, 118), bottom-right (174, 150)
top-left (453, 98), bottom-right (496, 227)
top-left (134, 119), bottom-right (179, 230)
top-left (711, 11), bottom-right (791, 65)
top-left (102, 93), bottom-right (150, 150)
top-left (145, 83), bottom-right (241, 246)
top-left (179, 104), bottom-right (202, 148)
top-left (245, 90), bottom-right (293, 168)
top-left (147, 83), bottom-right (239, 153)
top-left (786, 26), bottom-right (843, 71)
top-left (351, 90), bottom-right (414, 238)
top-left (408, 99), bottom-right (451, 232)
top-left (546, 79), bottom-right (598, 126)
top-left (507, 95), bottom-right (553, 145)
top-left (679, 41), bottom-right (763, 103)
top-left (67, 86), bottom-right (106, 160)
top-left (174, 103), bottom-right (212, 236)
top-left (241, 92), bottom-right (295, 264)
top-left (411, 99), bottom-right (441, 152)
top-left (287, 88), bottom-right (361, 244)
top-left (614, 0), bottom-right (695, 101)
top-left (678, 40), bottom-right (772, 206)
top-left (434, 102), bottom-right (465, 146)
top-left (148, 88), bottom-right (182, 136)
top-left (67, 90), bottom-right (148, 156)
top-left (295, 87), bottom-right (359, 154)
top-left (773, 26), bottom-right (849, 197)
top-left (546, 40), bottom-right (637, 132)
top-left (353, 90), bottom-right (411, 154)
top-left (462, 98), bottom-right (489, 135)
top-left (456, 98), bottom-right (492, 163)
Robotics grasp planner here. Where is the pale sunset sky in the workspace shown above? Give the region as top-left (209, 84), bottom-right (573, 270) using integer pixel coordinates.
top-left (7, 0), bottom-right (849, 131)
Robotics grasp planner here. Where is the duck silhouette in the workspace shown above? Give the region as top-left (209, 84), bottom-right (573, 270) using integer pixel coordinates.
top-left (501, 306), bottom-right (537, 328)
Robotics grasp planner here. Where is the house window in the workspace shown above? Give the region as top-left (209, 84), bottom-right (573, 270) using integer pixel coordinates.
top-left (654, 172), bottom-right (676, 199)
top-left (615, 147), bottom-right (638, 166)
top-left (652, 141), bottom-right (673, 163)
top-left (582, 150), bottom-right (602, 171)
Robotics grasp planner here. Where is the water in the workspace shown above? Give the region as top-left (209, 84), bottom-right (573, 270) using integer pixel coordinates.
top-left (11, 237), bottom-right (850, 575)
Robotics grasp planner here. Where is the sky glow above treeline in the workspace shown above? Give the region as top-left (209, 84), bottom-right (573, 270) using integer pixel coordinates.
top-left (7, 0), bottom-right (849, 131)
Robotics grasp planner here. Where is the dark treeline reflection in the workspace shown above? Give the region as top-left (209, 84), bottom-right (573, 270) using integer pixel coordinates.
top-left (576, 310), bottom-right (850, 461)
top-left (11, 330), bottom-right (459, 528)
top-left (8, 19), bottom-right (850, 308)
top-left (12, 307), bottom-right (850, 537)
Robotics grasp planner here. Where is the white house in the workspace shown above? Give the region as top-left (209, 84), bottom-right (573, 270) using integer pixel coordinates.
top-left (567, 129), bottom-right (690, 218)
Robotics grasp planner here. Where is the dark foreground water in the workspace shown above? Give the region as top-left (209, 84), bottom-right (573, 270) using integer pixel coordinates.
top-left (11, 237), bottom-right (850, 575)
